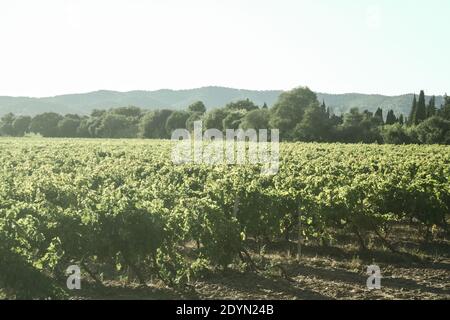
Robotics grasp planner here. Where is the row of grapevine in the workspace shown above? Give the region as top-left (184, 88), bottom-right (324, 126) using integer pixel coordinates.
top-left (0, 138), bottom-right (448, 298)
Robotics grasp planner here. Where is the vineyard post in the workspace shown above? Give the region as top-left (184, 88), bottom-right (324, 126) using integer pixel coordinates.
top-left (297, 210), bottom-right (303, 260)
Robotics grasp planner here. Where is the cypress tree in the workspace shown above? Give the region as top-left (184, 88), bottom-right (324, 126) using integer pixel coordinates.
top-left (439, 94), bottom-right (450, 120)
top-left (374, 108), bottom-right (384, 124)
top-left (409, 94), bottom-right (417, 125)
top-left (426, 96), bottom-right (436, 118)
top-left (320, 100), bottom-right (327, 113)
top-left (374, 108), bottom-right (383, 118)
top-left (415, 90), bottom-right (427, 123)
top-left (385, 110), bottom-right (397, 125)
top-left (398, 114), bottom-right (404, 125)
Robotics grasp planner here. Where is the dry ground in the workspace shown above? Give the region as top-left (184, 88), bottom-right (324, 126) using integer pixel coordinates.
top-left (73, 224), bottom-right (450, 300)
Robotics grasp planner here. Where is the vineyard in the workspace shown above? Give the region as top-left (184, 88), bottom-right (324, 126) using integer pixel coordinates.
top-left (0, 138), bottom-right (449, 299)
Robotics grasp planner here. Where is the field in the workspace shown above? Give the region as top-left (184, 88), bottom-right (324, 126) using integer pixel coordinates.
top-left (0, 138), bottom-right (449, 299)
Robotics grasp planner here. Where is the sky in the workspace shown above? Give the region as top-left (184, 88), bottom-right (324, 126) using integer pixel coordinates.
top-left (0, 0), bottom-right (449, 97)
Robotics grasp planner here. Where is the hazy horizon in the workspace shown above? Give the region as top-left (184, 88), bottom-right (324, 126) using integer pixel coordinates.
top-left (0, 85), bottom-right (445, 99)
top-left (0, 0), bottom-right (449, 97)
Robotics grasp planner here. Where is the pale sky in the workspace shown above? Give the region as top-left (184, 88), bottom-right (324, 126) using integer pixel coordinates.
top-left (0, 0), bottom-right (448, 97)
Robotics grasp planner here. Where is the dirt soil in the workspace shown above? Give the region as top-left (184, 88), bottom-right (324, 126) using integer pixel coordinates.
top-left (74, 241), bottom-right (450, 300)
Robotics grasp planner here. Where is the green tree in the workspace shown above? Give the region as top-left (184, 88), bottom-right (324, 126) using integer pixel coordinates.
top-left (111, 106), bottom-right (142, 118)
top-left (91, 109), bottom-right (106, 117)
top-left (343, 108), bottom-right (364, 127)
top-left (12, 116), bottom-right (31, 136)
top-left (427, 96), bottom-right (436, 118)
top-left (186, 112), bottom-right (203, 131)
top-left (64, 114), bottom-right (81, 120)
top-left (381, 124), bottom-right (412, 144)
top-left (87, 117), bottom-right (103, 138)
top-left (76, 118), bottom-right (93, 137)
top-left (269, 86), bottom-right (319, 140)
top-left (438, 94), bottom-right (450, 120)
top-left (165, 111), bottom-right (190, 134)
top-left (58, 117), bottom-right (81, 137)
top-left (225, 99), bottom-right (258, 111)
top-left (335, 108), bottom-right (364, 142)
top-left (409, 94), bottom-right (418, 125)
top-left (385, 110), bottom-right (397, 125)
top-left (415, 90), bottom-right (427, 123)
top-left (188, 101), bottom-right (206, 114)
top-left (414, 116), bottom-right (450, 144)
top-left (329, 109), bottom-right (343, 127)
top-left (203, 108), bottom-right (228, 131)
top-left (361, 111), bottom-right (383, 142)
top-left (139, 110), bottom-right (173, 139)
top-left (374, 108), bottom-right (384, 124)
top-left (240, 109), bottom-right (269, 131)
top-left (30, 113), bottom-right (63, 137)
top-left (0, 113), bottom-right (16, 136)
top-left (320, 100), bottom-right (327, 113)
top-left (294, 105), bottom-right (331, 142)
top-left (223, 110), bottom-right (246, 130)
top-left (336, 108), bottom-right (381, 143)
top-left (97, 113), bottom-right (135, 138)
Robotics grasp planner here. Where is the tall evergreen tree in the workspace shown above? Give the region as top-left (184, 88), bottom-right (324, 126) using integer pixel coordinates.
top-left (374, 108), bottom-right (384, 124)
top-left (385, 110), bottom-right (397, 125)
top-left (398, 114), bottom-right (404, 125)
top-left (262, 102), bottom-right (268, 109)
top-left (409, 94), bottom-right (417, 125)
top-left (439, 94), bottom-right (450, 120)
top-left (320, 100), bottom-right (326, 113)
top-left (374, 108), bottom-right (383, 118)
top-left (426, 96), bottom-right (436, 118)
top-left (415, 90), bottom-right (427, 123)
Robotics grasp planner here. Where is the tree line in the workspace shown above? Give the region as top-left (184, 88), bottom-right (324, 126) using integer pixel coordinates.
top-left (1, 87), bottom-right (449, 144)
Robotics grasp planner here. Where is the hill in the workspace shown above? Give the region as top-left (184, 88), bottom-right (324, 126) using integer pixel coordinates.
top-left (0, 87), bottom-right (444, 116)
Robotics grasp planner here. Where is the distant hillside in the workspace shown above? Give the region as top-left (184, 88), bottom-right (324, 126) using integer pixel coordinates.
top-left (0, 87), bottom-right (444, 117)
top-left (316, 93), bottom-right (445, 117)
